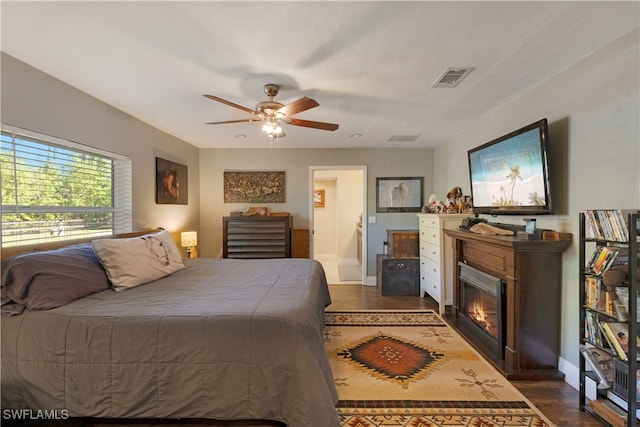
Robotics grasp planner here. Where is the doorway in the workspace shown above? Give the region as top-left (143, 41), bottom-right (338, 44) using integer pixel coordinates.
top-left (309, 166), bottom-right (367, 285)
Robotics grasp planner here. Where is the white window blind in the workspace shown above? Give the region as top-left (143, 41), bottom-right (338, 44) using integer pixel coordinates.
top-left (1, 126), bottom-right (132, 248)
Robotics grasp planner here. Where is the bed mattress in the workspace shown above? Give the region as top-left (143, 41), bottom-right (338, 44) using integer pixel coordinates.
top-left (1, 258), bottom-right (339, 426)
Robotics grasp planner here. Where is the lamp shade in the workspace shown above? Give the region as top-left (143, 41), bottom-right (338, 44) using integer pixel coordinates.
top-left (181, 231), bottom-right (198, 248)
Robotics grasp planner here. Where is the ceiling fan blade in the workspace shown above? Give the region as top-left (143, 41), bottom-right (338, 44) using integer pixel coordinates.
top-left (206, 119), bottom-right (260, 125)
top-left (277, 97), bottom-right (319, 117)
top-left (203, 94), bottom-right (255, 114)
top-left (288, 118), bottom-right (339, 131)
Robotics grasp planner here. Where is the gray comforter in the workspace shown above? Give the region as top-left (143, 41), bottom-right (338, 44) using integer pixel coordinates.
top-left (1, 258), bottom-right (339, 426)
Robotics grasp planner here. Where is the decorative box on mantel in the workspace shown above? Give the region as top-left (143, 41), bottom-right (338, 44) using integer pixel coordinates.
top-left (386, 229), bottom-right (419, 258)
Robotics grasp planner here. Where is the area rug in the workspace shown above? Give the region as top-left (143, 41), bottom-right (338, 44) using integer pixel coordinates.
top-left (338, 264), bottom-right (362, 281)
top-left (325, 310), bottom-right (554, 427)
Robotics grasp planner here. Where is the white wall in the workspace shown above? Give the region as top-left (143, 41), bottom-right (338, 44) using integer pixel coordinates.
top-left (432, 28), bottom-right (640, 383)
top-left (1, 53), bottom-right (201, 255)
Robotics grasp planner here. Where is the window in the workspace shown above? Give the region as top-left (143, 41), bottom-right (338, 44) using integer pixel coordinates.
top-left (1, 126), bottom-right (131, 248)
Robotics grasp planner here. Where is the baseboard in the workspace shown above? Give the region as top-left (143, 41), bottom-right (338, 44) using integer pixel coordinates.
top-left (365, 275), bottom-right (376, 286)
top-left (559, 356), bottom-right (579, 391)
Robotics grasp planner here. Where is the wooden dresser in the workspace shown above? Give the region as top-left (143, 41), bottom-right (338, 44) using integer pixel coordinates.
top-left (417, 213), bottom-right (468, 314)
top-left (223, 216), bottom-right (292, 258)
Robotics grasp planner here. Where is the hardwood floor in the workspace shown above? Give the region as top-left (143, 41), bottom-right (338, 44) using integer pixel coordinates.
top-left (327, 284), bottom-right (604, 426)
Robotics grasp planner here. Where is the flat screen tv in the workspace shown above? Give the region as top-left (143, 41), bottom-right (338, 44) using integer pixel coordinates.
top-left (467, 118), bottom-right (552, 215)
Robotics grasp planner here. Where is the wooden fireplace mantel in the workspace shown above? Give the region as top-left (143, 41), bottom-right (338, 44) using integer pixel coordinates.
top-left (445, 229), bottom-right (571, 380)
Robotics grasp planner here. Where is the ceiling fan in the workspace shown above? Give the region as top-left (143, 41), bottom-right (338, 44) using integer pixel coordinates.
top-left (204, 84), bottom-right (339, 138)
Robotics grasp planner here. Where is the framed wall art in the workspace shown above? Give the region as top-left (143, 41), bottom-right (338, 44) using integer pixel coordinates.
top-left (376, 176), bottom-right (424, 213)
top-left (314, 189), bottom-right (325, 208)
top-left (156, 157), bottom-right (188, 205)
top-left (224, 171), bottom-right (286, 203)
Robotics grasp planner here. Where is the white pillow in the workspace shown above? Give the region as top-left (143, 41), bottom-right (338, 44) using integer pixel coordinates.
top-left (92, 230), bottom-right (185, 291)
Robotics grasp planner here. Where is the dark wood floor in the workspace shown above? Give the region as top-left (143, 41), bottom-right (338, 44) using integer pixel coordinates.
top-left (327, 284), bottom-right (604, 427)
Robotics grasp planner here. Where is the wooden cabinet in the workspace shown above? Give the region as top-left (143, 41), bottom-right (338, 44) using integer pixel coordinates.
top-left (291, 229), bottom-right (309, 258)
top-left (445, 228), bottom-right (571, 379)
top-left (417, 213), bottom-right (467, 314)
top-left (223, 216), bottom-right (291, 258)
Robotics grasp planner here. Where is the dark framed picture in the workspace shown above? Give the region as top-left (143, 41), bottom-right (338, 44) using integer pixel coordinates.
top-left (376, 177), bottom-right (424, 212)
top-left (156, 157), bottom-right (188, 205)
top-left (314, 189), bottom-right (325, 207)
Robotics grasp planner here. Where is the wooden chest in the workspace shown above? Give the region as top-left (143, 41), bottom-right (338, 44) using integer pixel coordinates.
top-left (376, 254), bottom-right (420, 296)
top-left (387, 229), bottom-right (419, 258)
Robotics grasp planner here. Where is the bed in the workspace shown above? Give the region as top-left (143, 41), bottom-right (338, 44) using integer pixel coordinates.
top-left (1, 230), bottom-right (339, 427)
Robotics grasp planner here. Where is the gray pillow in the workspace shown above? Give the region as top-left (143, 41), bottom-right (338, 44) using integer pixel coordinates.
top-left (1, 243), bottom-right (110, 310)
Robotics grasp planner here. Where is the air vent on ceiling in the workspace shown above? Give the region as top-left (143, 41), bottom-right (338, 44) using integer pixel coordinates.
top-left (432, 67), bottom-right (474, 88)
top-left (388, 134), bottom-right (420, 143)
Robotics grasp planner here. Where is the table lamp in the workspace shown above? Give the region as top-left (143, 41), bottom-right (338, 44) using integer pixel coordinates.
top-left (181, 231), bottom-right (198, 258)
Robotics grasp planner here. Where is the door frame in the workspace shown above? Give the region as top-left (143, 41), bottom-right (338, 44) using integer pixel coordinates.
top-left (309, 165), bottom-right (367, 285)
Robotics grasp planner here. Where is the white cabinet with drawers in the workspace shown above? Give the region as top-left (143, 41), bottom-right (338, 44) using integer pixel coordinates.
top-left (417, 213), bottom-right (468, 314)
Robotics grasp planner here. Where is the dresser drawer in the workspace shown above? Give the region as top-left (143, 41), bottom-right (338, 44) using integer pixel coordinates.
top-left (419, 217), bottom-right (440, 229)
top-left (420, 227), bottom-right (440, 245)
top-left (420, 256), bottom-right (440, 279)
top-left (420, 241), bottom-right (440, 262)
top-left (420, 274), bottom-right (440, 303)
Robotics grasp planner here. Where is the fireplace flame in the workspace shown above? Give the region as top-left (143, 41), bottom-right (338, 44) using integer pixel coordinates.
top-left (467, 299), bottom-right (498, 338)
top-left (471, 301), bottom-right (488, 324)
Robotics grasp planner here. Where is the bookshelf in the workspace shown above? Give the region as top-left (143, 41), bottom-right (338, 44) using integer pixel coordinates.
top-left (579, 210), bottom-right (639, 426)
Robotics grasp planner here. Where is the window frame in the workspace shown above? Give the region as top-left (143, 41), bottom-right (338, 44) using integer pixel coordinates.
top-left (1, 124), bottom-right (132, 248)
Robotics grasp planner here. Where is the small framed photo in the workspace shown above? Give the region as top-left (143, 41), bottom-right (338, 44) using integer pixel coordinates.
top-left (314, 189), bottom-right (325, 208)
top-left (376, 177), bottom-right (423, 213)
top-left (156, 157), bottom-right (188, 205)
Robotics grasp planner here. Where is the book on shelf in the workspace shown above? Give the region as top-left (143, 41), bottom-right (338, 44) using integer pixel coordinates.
top-left (613, 286), bottom-right (640, 322)
top-left (589, 399), bottom-right (628, 427)
top-left (587, 246), bottom-right (619, 276)
top-left (601, 321), bottom-right (640, 361)
top-left (585, 311), bottom-right (612, 349)
top-left (581, 345), bottom-right (614, 388)
top-left (585, 276), bottom-right (614, 313)
top-left (585, 209), bottom-right (629, 242)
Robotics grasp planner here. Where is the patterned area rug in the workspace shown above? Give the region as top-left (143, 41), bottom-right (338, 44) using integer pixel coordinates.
top-left (325, 310), bottom-right (554, 427)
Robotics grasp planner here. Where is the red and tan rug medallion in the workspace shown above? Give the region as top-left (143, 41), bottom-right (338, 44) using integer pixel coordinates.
top-left (325, 310), bottom-right (554, 427)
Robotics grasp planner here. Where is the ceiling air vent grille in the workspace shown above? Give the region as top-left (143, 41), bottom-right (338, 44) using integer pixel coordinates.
top-left (388, 134), bottom-right (420, 143)
top-left (432, 67), bottom-right (474, 88)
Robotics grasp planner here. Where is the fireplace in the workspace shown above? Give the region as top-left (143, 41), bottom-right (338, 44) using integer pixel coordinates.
top-left (457, 262), bottom-right (505, 359)
top-left (445, 229), bottom-right (570, 379)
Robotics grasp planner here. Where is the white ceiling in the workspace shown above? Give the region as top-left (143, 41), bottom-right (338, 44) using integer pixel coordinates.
top-left (2, 1), bottom-right (638, 149)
